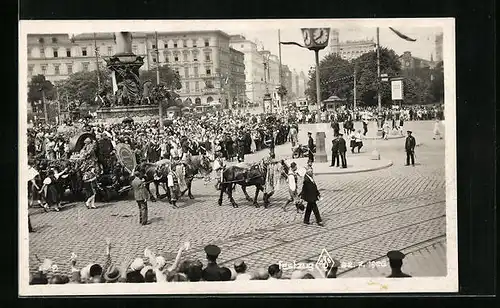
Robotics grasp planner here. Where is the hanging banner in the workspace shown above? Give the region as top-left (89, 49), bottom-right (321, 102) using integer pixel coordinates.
top-left (391, 79), bottom-right (403, 100)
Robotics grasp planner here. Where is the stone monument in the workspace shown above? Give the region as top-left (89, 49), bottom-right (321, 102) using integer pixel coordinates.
top-left (105, 32), bottom-right (144, 103)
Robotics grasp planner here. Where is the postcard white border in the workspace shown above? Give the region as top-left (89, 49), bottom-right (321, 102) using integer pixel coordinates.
top-left (18, 18), bottom-right (457, 296)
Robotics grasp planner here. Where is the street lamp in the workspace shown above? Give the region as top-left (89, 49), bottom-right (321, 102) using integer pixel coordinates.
top-left (281, 27), bottom-right (330, 163)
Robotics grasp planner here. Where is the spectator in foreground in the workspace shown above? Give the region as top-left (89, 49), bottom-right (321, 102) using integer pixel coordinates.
top-left (220, 267), bottom-right (232, 281)
top-left (268, 264), bottom-right (282, 280)
top-left (302, 273), bottom-right (315, 279)
top-left (234, 260), bottom-right (252, 281)
top-left (202, 244), bottom-right (222, 281)
top-left (386, 250), bottom-right (412, 278)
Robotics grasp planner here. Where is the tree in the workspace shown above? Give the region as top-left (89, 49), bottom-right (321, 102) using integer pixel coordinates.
top-left (353, 47), bottom-right (402, 106)
top-left (57, 69), bottom-right (112, 105)
top-left (140, 65), bottom-right (182, 91)
top-left (28, 74), bottom-right (56, 104)
top-left (277, 85), bottom-right (288, 99)
top-left (305, 53), bottom-right (353, 105)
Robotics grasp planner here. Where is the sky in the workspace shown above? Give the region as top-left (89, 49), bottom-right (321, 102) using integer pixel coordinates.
top-left (218, 26), bottom-right (442, 76)
top-left (65, 20), bottom-right (443, 77)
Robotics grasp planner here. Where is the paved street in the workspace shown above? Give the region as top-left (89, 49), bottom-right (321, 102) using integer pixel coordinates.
top-left (28, 120), bottom-right (447, 278)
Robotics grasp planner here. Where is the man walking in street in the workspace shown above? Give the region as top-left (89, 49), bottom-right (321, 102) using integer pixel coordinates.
top-left (330, 135), bottom-right (340, 167)
top-left (299, 167), bottom-right (324, 227)
top-left (405, 130), bottom-right (416, 166)
top-left (131, 171), bottom-right (149, 225)
top-left (307, 132), bottom-right (315, 163)
top-left (338, 133), bottom-right (347, 168)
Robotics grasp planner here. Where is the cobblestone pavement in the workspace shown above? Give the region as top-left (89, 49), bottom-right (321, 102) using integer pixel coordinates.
top-left (28, 120), bottom-right (447, 277)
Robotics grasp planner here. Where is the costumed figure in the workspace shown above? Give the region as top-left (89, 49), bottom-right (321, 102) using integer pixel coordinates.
top-left (212, 151), bottom-right (226, 190)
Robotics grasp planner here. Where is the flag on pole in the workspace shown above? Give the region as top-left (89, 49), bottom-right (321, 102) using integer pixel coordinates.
top-left (111, 71), bottom-right (118, 94)
top-left (280, 41), bottom-right (306, 48)
top-left (388, 27), bottom-right (417, 42)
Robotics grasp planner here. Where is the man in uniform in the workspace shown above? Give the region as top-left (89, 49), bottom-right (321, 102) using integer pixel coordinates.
top-left (405, 130), bottom-right (416, 166)
top-left (330, 135), bottom-right (340, 167)
top-left (338, 133), bottom-right (347, 168)
top-left (307, 132), bottom-right (315, 163)
top-left (131, 171), bottom-right (149, 225)
top-left (202, 244), bottom-right (222, 281)
top-left (386, 250), bottom-right (412, 278)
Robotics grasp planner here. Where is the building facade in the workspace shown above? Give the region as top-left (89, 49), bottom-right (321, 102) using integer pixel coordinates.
top-left (281, 64), bottom-right (293, 102)
top-left (27, 31), bottom-right (238, 106)
top-left (229, 47), bottom-right (246, 106)
top-left (399, 51), bottom-right (435, 70)
top-left (334, 40), bottom-right (376, 61)
top-left (329, 29), bottom-right (341, 55)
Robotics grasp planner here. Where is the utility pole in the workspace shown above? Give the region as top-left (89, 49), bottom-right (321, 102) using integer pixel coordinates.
top-left (42, 89), bottom-right (48, 124)
top-left (376, 27), bottom-right (382, 120)
top-left (314, 49), bottom-right (321, 122)
top-left (353, 67), bottom-right (357, 110)
top-left (278, 29), bottom-right (282, 110)
top-left (155, 32), bottom-right (162, 133)
top-left (93, 33), bottom-right (101, 90)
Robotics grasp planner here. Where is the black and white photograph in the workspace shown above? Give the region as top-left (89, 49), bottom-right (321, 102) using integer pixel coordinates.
top-left (18, 18), bottom-right (457, 295)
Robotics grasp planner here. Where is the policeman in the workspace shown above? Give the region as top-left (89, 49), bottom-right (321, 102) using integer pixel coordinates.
top-left (386, 250), bottom-right (412, 278)
top-left (307, 132), bottom-right (315, 163)
top-left (405, 130), bottom-right (416, 166)
top-left (202, 244), bottom-right (222, 281)
top-left (325, 259), bottom-right (341, 278)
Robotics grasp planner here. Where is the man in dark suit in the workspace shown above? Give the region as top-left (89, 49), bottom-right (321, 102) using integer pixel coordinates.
top-left (307, 132), bottom-right (315, 163)
top-left (331, 120), bottom-right (340, 137)
top-left (299, 168), bottom-right (324, 226)
top-left (405, 130), bottom-right (416, 166)
top-left (338, 133), bottom-right (347, 168)
top-left (386, 250), bottom-right (412, 278)
top-left (202, 244), bottom-right (222, 281)
top-left (330, 136), bottom-right (340, 167)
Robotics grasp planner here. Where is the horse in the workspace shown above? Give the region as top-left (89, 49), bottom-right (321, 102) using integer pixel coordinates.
top-left (218, 162), bottom-right (268, 208)
top-left (136, 154), bottom-right (212, 202)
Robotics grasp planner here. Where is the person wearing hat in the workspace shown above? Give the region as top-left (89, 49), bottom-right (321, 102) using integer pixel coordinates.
top-left (325, 259), bottom-right (341, 278)
top-left (330, 135), bottom-right (340, 168)
top-left (234, 260), bottom-right (252, 280)
top-left (307, 132), bottom-right (315, 163)
top-left (268, 264), bottom-right (283, 280)
top-left (386, 250), bottom-right (412, 278)
top-left (131, 171), bottom-right (150, 225)
top-left (202, 244), bottom-right (222, 281)
top-left (405, 130), bottom-right (416, 166)
top-left (338, 133), bottom-right (347, 168)
top-left (104, 265), bottom-right (120, 283)
top-left (299, 168), bottom-right (324, 227)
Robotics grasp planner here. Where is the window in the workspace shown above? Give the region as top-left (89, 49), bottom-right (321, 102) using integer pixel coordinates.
top-left (54, 64), bottom-right (60, 75)
top-left (66, 48), bottom-right (71, 57)
top-left (174, 42), bottom-right (178, 48)
top-left (193, 66), bottom-right (199, 77)
top-left (195, 81), bottom-right (199, 91)
top-left (67, 63), bottom-right (73, 74)
top-left (133, 45), bottom-right (138, 54)
top-left (53, 50), bottom-right (58, 58)
top-left (185, 82), bottom-right (190, 92)
top-left (164, 53), bottom-right (169, 63)
top-left (52, 37), bottom-right (58, 43)
top-left (206, 68), bottom-right (211, 75)
top-left (40, 48), bottom-right (45, 57)
top-left (164, 43), bottom-right (168, 48)
top-left (205, 52), bottom-right (211, 62)
top-left (193, 41), bottom-right (197, 47)
top-left (152, 44), bottom-right (156, 49)
top-left (183, 53), bottom-right (188, 62)
top-left (184, 67), bottom-right (189, 77)
top-left (174, 56), bottom-right (179, 62)
top-left (41, 65), bottom-right (47, 75)
top-left (153, 57), bottom-right (157, 63)
top-left (183, 40), bottom-right (187, 47)
top-left (107, 46), bottom-right (113, 55)
top-left (28, 65), bottom-right (34, 76)
top-left (82, 62), bottom-right (89, 72)
top-left (204, 40), bottom-right (209, 47)
top-left (82, 47), bottom-right (87, 56)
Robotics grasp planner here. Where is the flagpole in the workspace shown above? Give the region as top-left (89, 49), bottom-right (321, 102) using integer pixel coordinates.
top-left (376, 27), bottom-right (381, 117)
top-left (278, 29), bottom-right (282, 111)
